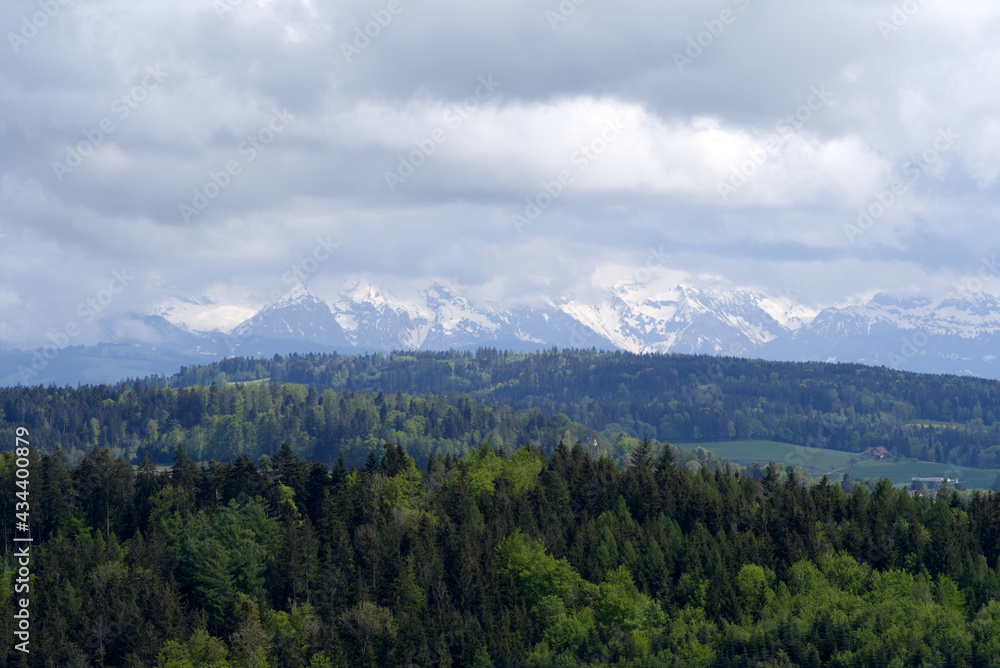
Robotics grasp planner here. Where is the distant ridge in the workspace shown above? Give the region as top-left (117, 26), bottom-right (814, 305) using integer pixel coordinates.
top-left (5, 280), bottom-right (1000, 385)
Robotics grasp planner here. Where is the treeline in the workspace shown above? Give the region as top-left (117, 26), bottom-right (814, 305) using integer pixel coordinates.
top-left (0, 381), bottom-right (604, 468)
top-left (169, 349), bottom-right (1000, 467)
top-left (4, 441), bottom-right (1000, 666)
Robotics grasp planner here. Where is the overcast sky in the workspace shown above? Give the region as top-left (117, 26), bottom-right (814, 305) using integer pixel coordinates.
top-left (1, 0), bottom-right (999, 347)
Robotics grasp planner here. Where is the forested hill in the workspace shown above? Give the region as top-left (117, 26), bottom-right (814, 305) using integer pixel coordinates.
top-left (4, 439), bottom-right (1000, 665)
top-left (7, 354), bottom-right (1000, 664)
top-left (0, 381), bottom-right (605, 468)
top-left (167, 349), bottom-right (1000, 468)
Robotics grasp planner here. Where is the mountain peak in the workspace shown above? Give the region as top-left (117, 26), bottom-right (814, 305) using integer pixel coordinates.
top-left (276, 283), bottom-right (320, 305)
top-left (155, 294), bottom-right (258, 334)
top-left (342, 277), bottom-right (387, 301)
top-left (427, 279), bottom-right (464, 298)
top-left (145, 277), bottom-right (1000, 380)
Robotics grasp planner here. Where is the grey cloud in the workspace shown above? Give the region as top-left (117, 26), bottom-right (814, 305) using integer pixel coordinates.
top-left (1, 0), bottom-right (998, 348)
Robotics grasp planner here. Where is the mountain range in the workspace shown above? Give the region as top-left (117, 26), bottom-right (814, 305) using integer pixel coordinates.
top-left (5, 278), bottom-right (1000, 385)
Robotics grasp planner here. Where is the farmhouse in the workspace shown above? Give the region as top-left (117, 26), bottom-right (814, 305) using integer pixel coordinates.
top-left (862, 446), bottom-right (890, 460)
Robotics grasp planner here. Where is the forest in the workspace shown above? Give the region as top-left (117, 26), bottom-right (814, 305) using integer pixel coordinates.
top-left (9, 348), bottom-right (1000, 470)
top-left (170, 349), bottom-right (1000, 466)
top-left (5, 349), bottom-right (1000, 665)
top-left (0, 379), bottom-right (606, 469)
top-left (3, 438), bottom-right (1000, 666)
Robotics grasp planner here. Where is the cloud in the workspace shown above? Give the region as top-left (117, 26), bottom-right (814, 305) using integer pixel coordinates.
top-left (0, 0), bottom-right (998, 347)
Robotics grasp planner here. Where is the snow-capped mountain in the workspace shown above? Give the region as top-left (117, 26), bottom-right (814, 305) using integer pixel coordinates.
top-left (212, 280), bottom-right (794, 357)
top-left (232, 283), bottom-right (353, 347)
top-left (154, 282), bottom-right (1000, 380)
top-left (563, 284), bottom-right (785, 355)
top-left (9, 279), bottom-right (1000, 386)
top-left (763, 292), bottom-right (1000, 377)
top-left (155, 294), bottom-right (257, 334)
top-left (222, 280), bottom-right (587, 352)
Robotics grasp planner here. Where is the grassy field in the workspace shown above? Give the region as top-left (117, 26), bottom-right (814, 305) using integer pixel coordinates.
top-left (674, 440), bottom-right (1000, 490)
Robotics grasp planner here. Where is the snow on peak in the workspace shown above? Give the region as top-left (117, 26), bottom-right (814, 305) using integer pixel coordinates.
top-left (154, 295), bottom-right (258, 334)
top-left (274, 282), bottom-right (320, 306)
top-left (343, 277), bottom-right (387, 304)
top-left (758, 296), bottom-right (819, 331)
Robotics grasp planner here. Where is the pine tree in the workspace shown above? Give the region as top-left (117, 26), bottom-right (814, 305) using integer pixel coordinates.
top-left (629, 438), bottom-right (654, 472)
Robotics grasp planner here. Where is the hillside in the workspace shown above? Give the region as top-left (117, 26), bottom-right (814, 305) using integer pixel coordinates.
top-left (6, 350), bottom-right (1000, 664)
top-left (3, 438), bottom-right (1000, 665)
top-left (167, 349), bottom-right (1000, 469)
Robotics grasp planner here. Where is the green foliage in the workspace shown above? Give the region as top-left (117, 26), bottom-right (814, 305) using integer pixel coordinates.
top-left (596, 566), bottom-right (663, 632)
top-left (155, 629), bottom-right (231, 668)
top-left (11, 353), bottom-right (1000, 665)
top-left (497, 530), bottom-right (590, 609)
top-left (463, 443), bottom-right (544, 496)
top-left (20, 347), bottom-right (1000, 474)
top-left (159, 498), bottom-right (278, 632)
top-left (164, 348), bottom-right (1000, 469)
top-left (736, 564), bottom-right (775, 616)
top-left (0, 363), bottom-right (604, 469)
top-left (381, 455), bottom-right (423, 510)
top-left (504, 446), bottom-right (545, 493)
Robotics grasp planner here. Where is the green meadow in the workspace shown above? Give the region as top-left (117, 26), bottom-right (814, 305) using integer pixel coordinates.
top-left (675, 439), bottom-right (1000, 490)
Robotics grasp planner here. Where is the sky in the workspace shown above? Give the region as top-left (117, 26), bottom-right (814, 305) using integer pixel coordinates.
top-left (1, 0), bottom-right (999, 348)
